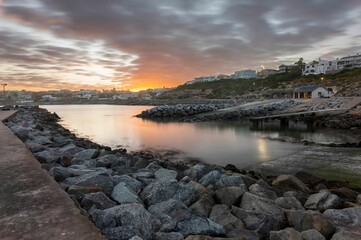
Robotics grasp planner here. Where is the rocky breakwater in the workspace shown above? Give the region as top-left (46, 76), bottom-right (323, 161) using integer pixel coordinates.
top-left (136, 104), bottom-right (233, 119)
top-left (5, 107), bottom-right (361, 240)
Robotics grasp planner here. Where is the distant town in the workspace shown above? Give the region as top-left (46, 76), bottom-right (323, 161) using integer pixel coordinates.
top-left (1, 53), bottom-right (360, 103)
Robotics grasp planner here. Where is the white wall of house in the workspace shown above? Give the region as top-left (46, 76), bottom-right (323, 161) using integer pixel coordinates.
top-left (303, 59), bottom-right (337, 75)
top-left (311, 87), bottom-right (330, 98)
top-left (337, 54), bottom-right (361, 70)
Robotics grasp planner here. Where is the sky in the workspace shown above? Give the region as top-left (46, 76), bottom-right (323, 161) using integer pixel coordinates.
top-left (0, 0), bottom-right (361, 91)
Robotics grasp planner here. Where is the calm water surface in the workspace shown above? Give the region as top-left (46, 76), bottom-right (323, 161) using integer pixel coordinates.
top-left (42, 104), bottom-right (310, 168)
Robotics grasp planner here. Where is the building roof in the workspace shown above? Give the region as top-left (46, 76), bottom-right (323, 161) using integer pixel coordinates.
top-left (294, 85), bottom-right (322, 93)
top-left (340, 54), bottom-right (361, 60)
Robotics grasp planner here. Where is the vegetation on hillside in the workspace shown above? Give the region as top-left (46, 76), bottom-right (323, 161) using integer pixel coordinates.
top-left (159, 68), bottom-right (361, 99)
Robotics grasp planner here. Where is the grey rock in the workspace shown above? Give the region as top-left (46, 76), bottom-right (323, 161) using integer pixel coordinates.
top-left (155, 168), bottom-right (177, 180)
top-left (209, 204), bottom-right (244, 233)
top-left (96, 154), bottom-right (120, 168)
top-left (111, 182), bottom-right (142, 204)
top-left (102, 226), bottom-right (141, 240)
top-left (176, 215), bottom-right (225, 237)
top-left (34, 150), bottom-right (59, 163)
top-left (30, 135), bottom-right (54, 145)
top-left (187, 181), bottom-right (209, 198)
top-left (90, 208), bottom-right (117, 229)
top-left (154, 232), bottom-right (184, 240)
top-left (132, 170), bottom-right (154, 179)
top-left (270, 227), bottom-right (302, 240)
top-left (140, 179), bottom-right (196, 207)
top-left (190, 194), bottom-right (215, 218)
top-left (357, 194), bottom-right (361, 204)
top-left (81, 192), bottom-right (117, 211)
top-left (305, 191), bottom-right (341, 211)
top-left (323, 207), bottom-right (361, 231)
top-left (184, 164), bottom-right (212, 181)
top-left (301, 229), bottom-right (325, 240)
top-left (148, 199), bottom-right (192, 224)
top-left (49, 165), bottom-right (93, 182)
top-left (113, 175), bottom-right (142, 194)
top-left (25, 140), bottom-right (47, 153)
top-left (67, 185), bottom-right (102, 200)
top-left (287, 210), bottom-right (335, 239)
top-left (129, 236), bottom-right (144, 240)
top-left (330, 231), bottom-right (361, 240)
top-left (272, 175), bottom-right (310, 193)
top-left (241, 192), bottom-right (284, 217)
top-left (284, 191), bottom-right (308, 205)
top-left (226, 228), bottom-right (259, 239)
top-left (215, 175), bottom-right (246, 189)
top-left (215, 186), bottom-right (246, 207)
top-left (276, 197), bottom-right (303, 210)
top-left (199, 170), bottom-right (221, 187)
top-left (249, 183), bottom-right (278, 200)
top-left (58, 143), bottom-right (84, 158)
top-left (64, 170), bottom-right (114, 196)
top-left (73, 149), bottom-right (100, 160)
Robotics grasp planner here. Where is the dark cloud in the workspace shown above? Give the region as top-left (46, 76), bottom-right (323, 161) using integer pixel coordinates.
top-left (1, 0), bottom-right (361, 90)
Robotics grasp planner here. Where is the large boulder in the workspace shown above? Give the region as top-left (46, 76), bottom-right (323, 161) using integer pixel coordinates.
top-left (199, 170), bottom-right (221, 187)
top-left (154, 232), bottom-right (184, 240)
top-left (58, 143), bottom-right (84, 158)
top-left (240, 192), bottom-right (284, 217)
top-left (81, 192), bottom-right (117, 211)
top-left (140, 179), bottom-right (197, 207)
top-left (111, 182), bottom-right (142, 204)
top-left (190, 194), bottom-right (216, 218)
top-left (286, 210), bottom-right (335, 239)
top-left (176, 216), bottom-right (225, 237)
top-left (304, 191), bottom-right (341, 211)
top-left (276, 197), bottom-right (303, 210)
top-left (300, 229), bottom-right (325, 240)
top-left (72, 149), bottom-right (100, 161)
top-left (184, 164), bottom-right (214, 181)
top-left (102, 226), bottom-right (141, 240)
top-left (215, 186), bottom-right (246, 207)
top-left (113, 175), bottom-right (142, 194)
top-left (249, 183), bottom-right (278, 200)
top-left (67, 185), bottom-right (102, 201)
top-left (30, 135), bottom-right (54, 146)
top-left (25, 140), bottom-right (47, 153)
top-left (49, 165), bottom-right (93, 182)
top-left (295, 171), bottom-right (325, 188)
top-left (209, 204), bottom-right (244, 233)
top-left (90, 208), bottom-right (117, 229)
top-left (34, 149), bottom-right (59, 163)
top-left (270, 228), bottom-right (302, 240)
top-left (323, 207), bottom-right (361, 235)
top-left (272, 175), bottom-right (310, 193)
top-left (215, 175), bottom-right (245, 189)
top-left (155, 168), bottom-right (177, 180)
top-left (64, 170), bottom-right (114, 196)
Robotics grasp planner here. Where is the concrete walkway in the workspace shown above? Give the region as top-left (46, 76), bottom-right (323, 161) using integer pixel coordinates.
top-left (0, 111), bottom-right (105, 240)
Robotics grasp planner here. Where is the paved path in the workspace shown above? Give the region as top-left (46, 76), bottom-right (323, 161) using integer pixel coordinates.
top-left (0, 111), bottom-right (104, 240)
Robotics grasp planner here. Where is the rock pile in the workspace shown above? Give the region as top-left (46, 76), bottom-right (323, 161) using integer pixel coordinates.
top-left (136, 104), bottom-right (234, 119)
top-left (5, 107), bottom-right (361, 240)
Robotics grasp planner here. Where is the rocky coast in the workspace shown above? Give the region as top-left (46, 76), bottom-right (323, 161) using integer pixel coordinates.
top-left (3, 106), bottom-right (361, 240)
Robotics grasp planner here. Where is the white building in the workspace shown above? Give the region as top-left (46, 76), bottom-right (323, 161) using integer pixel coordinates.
top-left (293, 85), bottom-right (330, 99)
top-left (257, 69), bottom-right (278, 79)
top-left (232, 69), bottom-right (256, 79)
top-left (185, 75), bottom-right (218, 85)
top-left (302, 59), bottom-right (337, 75)
top-left (336, 54), bottom-right (361, 70)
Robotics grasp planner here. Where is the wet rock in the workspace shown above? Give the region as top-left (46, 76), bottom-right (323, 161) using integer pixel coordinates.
top-left (295, 171), bottom-right (325, 188)
top-left (102, 226), bottom-right (141, 240)
top-left (270, 227), bottom-right (302, 240)
top-left (113, 175), bottom-right (142, 194)
top-left (241, 192), bottom-right (284, 217)
top-left (304, 191), bottom-right (341, 211)
top-left (81, 192), bottom-right (117, 211)
top-left (249, 183), bottom-right (277, 200)
top-left (64, 170), bottom-right (114, 196)
top-left (300, 229), bottom-right (325, 240)
top-left (276, 197), bottom-right (303, 210)
top-left (190, 194), bottom-right (216, 218)
top-left (286, 210), bottom-right (335, 239)
top-left (176, 216), bottom-right (225, 237)
top-left (272, 175), bottom-right (310, 193)
top-left (215, 186), bottom-right (246, 207)
top-left (73, 149), bottom-right (100, 161)
top-left (111, 182), bottom-right (142, 204)
top-left (155, 168), bottom-right (178, 180)
top-left (154, 232), bottom-right (184, 240)
top-left (209, 204), bottom-right (244, 233)
top-left (140, 179), bottom-right (197, 207)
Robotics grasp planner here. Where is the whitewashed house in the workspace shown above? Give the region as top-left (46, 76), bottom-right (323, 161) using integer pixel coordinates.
top-left (336, 54), bottom-right (361, 70)
top-left (302, 59), bottom-right (337, 75)
top-left (232, 69), bottom-right (256, 79)
top-left (293, 85), bottom-right (330, 99)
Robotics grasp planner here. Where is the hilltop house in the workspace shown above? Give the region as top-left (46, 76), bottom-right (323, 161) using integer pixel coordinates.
top-left (302, 59), bottom-right (337, 75)
top-left (257, 69), bottom-right (278, 79)
top-left (293, 85), bottom-right (330, 99)
top-left (336, 54), bottom-right (361, 70)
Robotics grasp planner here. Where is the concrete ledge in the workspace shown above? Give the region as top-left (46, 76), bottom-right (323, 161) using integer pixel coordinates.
top-left (0, 111), bottom-right (105, 240)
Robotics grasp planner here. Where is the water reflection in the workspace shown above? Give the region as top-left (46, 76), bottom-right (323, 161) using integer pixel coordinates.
top-left (42, 105), bottom-right (304, 168)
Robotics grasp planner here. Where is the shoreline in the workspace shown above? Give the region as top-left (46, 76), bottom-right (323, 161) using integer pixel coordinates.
top-left (3, 106), bottom-right (361, 239)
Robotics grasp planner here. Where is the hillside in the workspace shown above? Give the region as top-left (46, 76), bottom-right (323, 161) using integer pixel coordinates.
top-left (159, 68), bottom-right (361, 100)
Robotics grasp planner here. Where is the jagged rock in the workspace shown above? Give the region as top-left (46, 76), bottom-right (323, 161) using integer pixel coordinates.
top-left (34, 149), bottom-right (59, 163)
top-left (226, 228), bottom-right (259, 239)
top-left (199, 170), bottom-right (221, 187)
top-left (215, 175), bottom-right (246, 189)
top-left (73, 149), bottom-right (100, 160)
top-left (276, 197), bottom-right (303, 210)
top-left (330, 231), bottom-right (361, 240)
top-left (89, 208), bottom-right (117, 229)
top-left (58, 143), bottom-right (84, 158)
top-left (184, 164), bottom-right (213, 181)
top-left (330, 188), bottom-right (359, 202)
top-left (132, 170), bottom-right (154, 179)
top-left (81, 192), bottom-right (117, 211)
top-left (176, 216), bottom-right (225, 237)
top-left (30, 135), bottom-right (53, 145)
top-left (304, 191), bottom-right (341, 211)
top-left (129, 236), bottom-right (144, 240)
top-left (215, 186), bottom-right (246, 207)
top-left (323, 207), bottom-right (361, 234)
top-left (286, 210), bottom-right (335, 239)
top-left (140, 179), bottom-right (197, 207)
top-left (133, 157), bottom-right (150, 169)
top-left (155, 168), bottom-right (178, 180)
top-left (270, 227), bottom-right (302, 240)
top-left (190, 194), bottom-right (216, 218)
top-left (209, 204), bottom-right (244, 233)
top-left (113, 175), bottom-right (142, 194)
top-left (64, 170), bottom-right (114, 196)
top-left (102, 226), bottom-right (141, 240)
top-left (67, 185), bottom-right (102, 200)
top-left (241, 192), bottom-right (284, 217)
top-left (188, 181), bottom-right (210, 198)
top-left (300, 229), bottom-right (325, 240)
top-left (112, 182), bottom-right (142, 204)
top-left (295, 171), bottom-right (325, 188)
top-left (102, 203), bottom-right (156, 240)
top-left (154, 232), bottom-right (184, 240)
top-left (249, 183), bottom-right (277, 200)
top-left (96, 154), bottom-right (120, 168)
top-left (25, 140), bottom-right (47, 153)
top-left (272, 175), bottom-right (310, 193)
top-left (239, 174), bottom-right (257, 188)
top-left (49, 165), bottom-right (93, 182)
top-left (145, 161), bottom-right (162, 173)
top-left (283, 191), bottom-right (308, 205)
